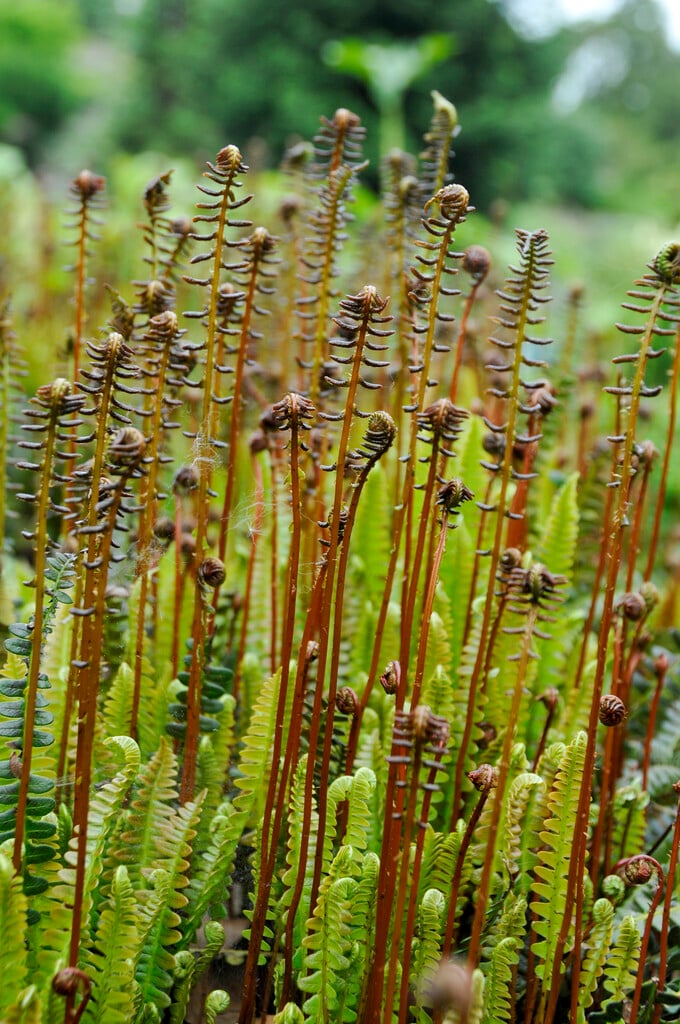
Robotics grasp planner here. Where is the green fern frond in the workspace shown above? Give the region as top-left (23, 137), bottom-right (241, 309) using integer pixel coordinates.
top-left (135, 791), bottom-right (204, 1014)
top-left (101, 663), bottom-right (134, 739)
top-left (83, 865), bottom-right (140, 1024)
top-left (270, 1004), bottom-right (305, 1024)
top-left (530, 732), bottom-right (586, 989)
top-left (204, 990), bottom-right (230, 1023)
top-left (502, 772), bottom-right (544, 884)
top-left (182, 801), bottom-right (241, 941)
top-left (116, 736), bottom-right (178, 889)
top-left (1, 985), bottom-right (43, 1024)
top-left (168, 920), bottom-right (224, 1024)
top-left (601, 915), bottom-right (641, 1012)
top-left (412, 887), bottom-right (446, 1017)
top-left (535, 472), bottom-right (579, 588)
top-left (576, 896), bottom-right (615, 1022)
top-left (232, 668), bottom-right (281, 825)
top-left (298, 871), bottom-right (358, 1023)
top-left (481, 936), bottom-right (520, 1024)
top-left (0, 852), bottom-right (29, 1017)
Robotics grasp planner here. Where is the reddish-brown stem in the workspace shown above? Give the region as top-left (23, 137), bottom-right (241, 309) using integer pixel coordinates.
top-left (411, 513), bottom-right (449, 708)
top-left (181, 151), bottom-right (244, 805)
top-left (382, 741), bottom-right (423, 1024)
top-left (361, 706), bottom-right (408, 1023)
top-left (399, 434), bottom-right (442, 684)
top-left (442, 786), bottom-right (491, 959)
top-left (239, 410), bottom-right (308, 1023)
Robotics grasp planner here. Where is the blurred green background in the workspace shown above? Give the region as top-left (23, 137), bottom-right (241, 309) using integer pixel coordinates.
top-left (1, 0), bottom-right (679, 216)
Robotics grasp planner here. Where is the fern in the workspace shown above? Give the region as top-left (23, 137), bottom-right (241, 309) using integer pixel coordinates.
top-left (576, 896), bottom-right (615, 1023)
top-left (298, 869), bottom-right (358, 1023)
top-left (481, 936), bottom-right (520, 1024)
top-left (83, 865), bottom-right (140, 1024)
top-left (601, 915), bottom-right (641, 1016)
top-left (530, 731), bottom-right (586, 993)
top-left (0, 852), bottom-right (29, 1017)
top-left (412, 888), bottom-right (446, 1019)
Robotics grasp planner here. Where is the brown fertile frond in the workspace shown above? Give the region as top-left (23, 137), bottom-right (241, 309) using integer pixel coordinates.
top-left (605, 240), bottom-right (680, 494)
top-left (503, 560), bottom-right (566, 647)
top-left (16, 380), bottom-right (87, 537)
top-left (322, 286), bottom-right (392, 398)
top-left (417, 398), bottom-right (468, 463)
top-left (435, 477), bottom-right (474, 524)
top-left (269, 392), bottom-right (316, 433)
top-left (345, 410), bottom-right (397, 471)
top-left (406, 184), bottom-right (470, 402)
top-left (311, 107), bottom-right (366, 178)
top-left (77, 332), bottom-right (142, 425)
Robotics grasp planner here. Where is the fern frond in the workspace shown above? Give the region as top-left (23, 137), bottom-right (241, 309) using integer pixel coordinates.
top-left (530, 731), bottom-right (586, 990)
top-left (601, 915), bottom-right (641, 1011)
top-left (412, 887), bottom-right (446, 1017)
top-left (298, 872), bottom-right (358, 1022)
top-left (502, 772), bottom-right (545, 883)
top-left (481, 936), bottom-right (520, 1024)
top-left (576, 896), bottom-right (615, 1022)
top-left (83, 865), bottom-right (140, 1024)
top-left (0, 852), bottom-right (29, 1017)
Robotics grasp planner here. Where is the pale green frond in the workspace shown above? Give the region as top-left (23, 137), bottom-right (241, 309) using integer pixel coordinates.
top-left (84, 865), bottom-right (140, 1024)
top-left (601, 915), bottom-right (641, 1010)
top-left (481, 936), bottom-right (520, 1024)
top-left (530, 732), bottom-right (586, 989)
top-left (0, 852), bottom-right (29, 1017)
top-left (576, 897), bottom-right (615, 1022)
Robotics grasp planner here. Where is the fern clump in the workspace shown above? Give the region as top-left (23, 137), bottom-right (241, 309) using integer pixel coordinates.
top-left (0, 92), bottom-right (678, 1024)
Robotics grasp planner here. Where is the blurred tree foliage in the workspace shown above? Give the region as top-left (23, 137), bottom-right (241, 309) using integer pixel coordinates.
top-left (110, 0), bottom-right (598, 208)
top-left (2, 0), bottom-right (678, 216)
top-left (0, 0), bottom-right (84, 163)
top-left (555, 0), bottom-right (680, 219)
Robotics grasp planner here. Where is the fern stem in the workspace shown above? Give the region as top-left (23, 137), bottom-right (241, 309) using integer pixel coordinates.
top-left (216, 229), bottom-right (273, 574)
top-left (441, 781), bottom-right (492, 960)
top-left (243, 400), bottom-right (307, 986)
top-left (383, 738), bottom-right (424, 1024)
